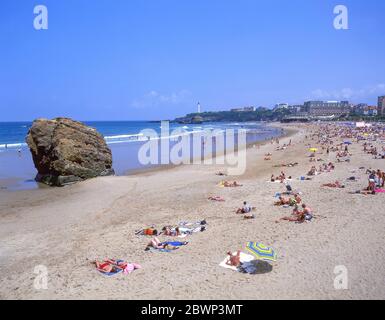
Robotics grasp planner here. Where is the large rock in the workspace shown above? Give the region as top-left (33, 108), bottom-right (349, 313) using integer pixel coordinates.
top-left (26, 118), bottom-right (114, 186)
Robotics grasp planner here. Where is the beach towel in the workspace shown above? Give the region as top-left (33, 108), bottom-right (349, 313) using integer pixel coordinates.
top-left (147, 247), bottom-right (173, 253)
top-left (238, 261), bottom-right (273, 274)
top-left (375, 189), bottom-right (385, 193)
top-left (177, 226), bottom-right (205, 235)
top-left (123, 263), bottom-right (142, 274)
top-left (162, 241), bottom-right (187, 246)
top-left (192, 226), bottom-right (205, 233)
top-left (219, 252), bottom-right (255, 272)
top-left (96, 259), bottom-right (125, 276)
top-left (267, 179), bottom-right (292, 183)
top-left (179, 220), bottom-right (207, 227)
top-left (100, 269), bottom-right (123, 276)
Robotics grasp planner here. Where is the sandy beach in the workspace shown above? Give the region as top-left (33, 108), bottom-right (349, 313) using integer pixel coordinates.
top-left (1, 123), bottom-right (385, 300)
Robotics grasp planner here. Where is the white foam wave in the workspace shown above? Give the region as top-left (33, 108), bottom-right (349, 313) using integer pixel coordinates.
top-left (0, 143), bottom-right (27, 149)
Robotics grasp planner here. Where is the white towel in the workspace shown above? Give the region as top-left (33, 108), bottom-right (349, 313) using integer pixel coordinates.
top-left (219, 252), bottom-right (255, 271)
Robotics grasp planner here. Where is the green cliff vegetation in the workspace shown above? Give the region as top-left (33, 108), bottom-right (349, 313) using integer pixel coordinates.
top-left (174, 107), bottom-right (291, 123)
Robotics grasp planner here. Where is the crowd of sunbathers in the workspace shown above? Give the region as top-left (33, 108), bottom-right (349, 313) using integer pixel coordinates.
top-left (135, 220), bottom-right (207, 238)
top-left (350, 169), bottom-right (385, 195)
top-left (274, 193), bottom-right (302, 206)
top-left (270, 171), bottom-right (292, 183)
top-left (364, 144), bottom-right (385, 159)
top-left (277, 203), bottom-right (314, 223)
top-left (307, 162), bottom-right (335, 176)
top-left (93, 221), bottom-right (203, 274)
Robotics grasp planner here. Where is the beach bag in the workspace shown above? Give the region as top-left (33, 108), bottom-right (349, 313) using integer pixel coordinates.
top-left (144, 228), bottom-right (157, 236)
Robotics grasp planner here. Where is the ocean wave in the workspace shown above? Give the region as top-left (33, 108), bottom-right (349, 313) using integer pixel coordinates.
top-left (104, 133), bottom-right (145, 140)
top-left (103, 128), bottom-right (234, 145)
top-left (0, 143), bottom-right (27, 149)
top-left (0, 127), bottom-right (253, 149)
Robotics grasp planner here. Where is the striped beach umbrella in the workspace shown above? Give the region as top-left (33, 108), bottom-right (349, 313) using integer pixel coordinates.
top-left (309, 148), bottom-right (318, 152)
top-left (245, 242), bottom-right (277, 262)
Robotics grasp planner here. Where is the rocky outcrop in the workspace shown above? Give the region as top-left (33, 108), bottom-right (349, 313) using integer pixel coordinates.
top-left (26, 118), bottom-right (114, 186)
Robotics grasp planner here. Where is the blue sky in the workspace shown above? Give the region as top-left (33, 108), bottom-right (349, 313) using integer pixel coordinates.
top-left (0, 0), bottom-right (384, 121)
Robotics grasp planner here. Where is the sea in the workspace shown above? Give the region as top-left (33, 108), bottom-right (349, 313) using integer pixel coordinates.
top-left (0, 121), bottom-right (283, 190)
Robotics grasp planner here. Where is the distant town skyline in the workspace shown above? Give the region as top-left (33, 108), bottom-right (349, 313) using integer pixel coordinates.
top-left (0, 0), bottom-right (384, 121)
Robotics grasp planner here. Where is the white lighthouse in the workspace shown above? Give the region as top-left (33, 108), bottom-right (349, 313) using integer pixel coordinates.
top-left (197, 102), bottom-right (201, 113)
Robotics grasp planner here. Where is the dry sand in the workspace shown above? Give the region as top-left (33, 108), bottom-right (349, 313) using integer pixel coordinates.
top-left (0, 124), bottom-right (384, 300)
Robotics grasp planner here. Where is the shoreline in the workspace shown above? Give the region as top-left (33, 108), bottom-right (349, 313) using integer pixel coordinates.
top-left (128, 124), bottom-right (297, 177)
top-left (0, 122), bottom-right (290, 191)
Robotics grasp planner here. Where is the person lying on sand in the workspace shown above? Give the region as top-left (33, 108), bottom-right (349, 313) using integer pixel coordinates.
top-left (275, 193), bottom-right (301, 206)
top-left (145, 237), bottom-right (179, 250)
top-left (349, 189), bottom-right (376, 195)
top-left (322, 181), bottom-right (345, 188)
top-left (146, 237), bottom-right (167, 250)
top-left (274, 196), bottom-right (291, 206)
top-left (279, 212), bottom-right (306, 223)
top-left (94, 259), bottom-right (127, 273)
top-left (226, 251), bottom-right (241, 267)
top-left (277, 203), bottom-right (313, 223)
top-left (270, 173), bottom-right (290, 183)
top-left (208, 196), bottom-right (225, 202)
top-left (244, 213), bottom-right (256, 220)
top-left (161, 226), bottom-right (181, 236)
top-left (223, 181), bottom-right (243, 187)
top-left (135, 227), bottom-right (158, 236)
top-left (273, 162), bottom-right (298, 168)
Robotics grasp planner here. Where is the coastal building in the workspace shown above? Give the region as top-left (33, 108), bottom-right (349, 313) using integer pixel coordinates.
top-left (378, 96), bottom-right (385, 115)
top-left (303, 100), bottom-right (350, 117)
top-left (274, 103), bottom-right (289, 110)
top-left (363, 106), bottom-right (378, 117)
top-left (288, 105), bottom-right (303, 113)
top-left (353, 103), bottom-right (368, 115)
top-left (197, 102), bottom-right (201, 113)
top-left (230, 106), bottom-right (256, 112)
